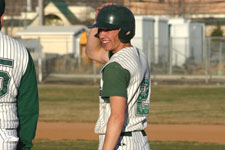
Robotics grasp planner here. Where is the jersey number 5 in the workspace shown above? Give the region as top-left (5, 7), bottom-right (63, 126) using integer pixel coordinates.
top-left (137, 78), bottom-right (149, 115)
top-left (0, 59), bottom-right (13, 97)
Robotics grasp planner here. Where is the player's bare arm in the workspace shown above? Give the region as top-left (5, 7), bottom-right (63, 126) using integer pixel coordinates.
top-left (102, 96), bottom-right (126, 150)
top-left (86, 3), bottom-right (115, 63)
top-left (86, 27), bottom-right (109, 63)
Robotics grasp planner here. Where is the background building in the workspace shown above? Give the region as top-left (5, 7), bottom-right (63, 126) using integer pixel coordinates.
top-left (18, 25), bottom-right (88, 57)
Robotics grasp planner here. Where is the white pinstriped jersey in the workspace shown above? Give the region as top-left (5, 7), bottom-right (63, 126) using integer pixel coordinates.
top-left (95, 47), bottom-right (151, 134)
top-left (0, 32), bottom-right (29, 129)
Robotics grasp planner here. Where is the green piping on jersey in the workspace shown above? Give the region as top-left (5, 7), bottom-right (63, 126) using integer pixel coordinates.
top-left (0, 58), bottom-right (13, 67)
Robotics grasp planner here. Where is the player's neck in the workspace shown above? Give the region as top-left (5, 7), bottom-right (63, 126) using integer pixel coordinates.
top-left (112, 42), bottom-right (132, 53)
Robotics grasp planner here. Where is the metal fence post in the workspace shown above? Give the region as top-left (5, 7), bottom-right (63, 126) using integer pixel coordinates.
top-left (168, 37), bottom-right (173, 75)
top-left (147, 39), bottom-right (151, 69)
top-left (205, 38), bottom-right (209, 83)
top-left (218, 42), bottom-right (223, 75)
top-left (38, 57), bottom-right (42, 82)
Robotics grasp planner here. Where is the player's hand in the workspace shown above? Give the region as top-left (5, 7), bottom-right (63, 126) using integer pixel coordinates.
top-left (94, 3), bottom-right (116, 23)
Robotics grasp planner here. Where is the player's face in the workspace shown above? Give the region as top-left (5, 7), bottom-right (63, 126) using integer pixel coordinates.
top-left (98, 28), bottom-right (123, 53)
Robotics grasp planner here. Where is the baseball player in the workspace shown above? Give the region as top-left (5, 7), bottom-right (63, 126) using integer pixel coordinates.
top-left (86, 4), bottom-right (151, 150)
top-left (0, 0), bottom-right (39, 149)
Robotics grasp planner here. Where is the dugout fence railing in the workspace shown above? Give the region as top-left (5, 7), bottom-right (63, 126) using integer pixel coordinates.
top-left (30, 36), bottom-right (225, 84)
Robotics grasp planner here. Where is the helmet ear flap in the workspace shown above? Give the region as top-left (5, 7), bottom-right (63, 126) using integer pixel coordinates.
top-left (118, 28), bottom-right (134, 43)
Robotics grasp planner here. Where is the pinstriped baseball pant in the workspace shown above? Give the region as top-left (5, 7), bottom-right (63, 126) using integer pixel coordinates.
top-left (0, 129), bottom-right (19, 150)
top-left (98, 131), bottom-right (150, 150)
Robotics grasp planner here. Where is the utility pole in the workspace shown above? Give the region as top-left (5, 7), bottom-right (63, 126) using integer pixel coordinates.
top-left (39, 0), bottom-right (44, 26)
top-left (27, 0), bottom-right (32, 12)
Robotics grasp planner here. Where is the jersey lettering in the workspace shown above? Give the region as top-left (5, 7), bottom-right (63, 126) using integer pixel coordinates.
top-left (0, 59), bottom-right (13, 97)
top-left (137, 78), bottom-right (149, 115)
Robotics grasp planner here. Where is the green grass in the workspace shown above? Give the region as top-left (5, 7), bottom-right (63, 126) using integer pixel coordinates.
top-left (33, 140), bottom-right (97, 150)
top-left (151, 141), bottom-right (225, 150)
top-left (38, 85), bottom-right (99, 122)
top-left (150, 86), bottom-right (225, 124)
top-left (33, 140), bottom-right (225, 150)
top-left (38, 85), bottom-right (99, 102)
top-left (38, 85), bottom-right (225, 125)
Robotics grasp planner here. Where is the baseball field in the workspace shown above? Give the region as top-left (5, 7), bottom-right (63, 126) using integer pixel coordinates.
top-left (33, 84), bottom-right (225, 149)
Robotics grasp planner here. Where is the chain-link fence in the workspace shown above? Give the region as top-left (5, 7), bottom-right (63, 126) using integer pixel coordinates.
top-left (31, 36), bottom-right (225, 84)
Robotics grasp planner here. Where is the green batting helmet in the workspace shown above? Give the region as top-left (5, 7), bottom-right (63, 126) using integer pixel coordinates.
top-left (0, 0), bottom-right (5, 17)
top-left (91, 5), bottom-right (135, 43)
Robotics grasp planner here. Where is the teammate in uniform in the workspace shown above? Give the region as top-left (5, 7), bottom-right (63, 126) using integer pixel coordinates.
top-left (86, 3), bottom-right (151, 150)
top-left (0, 0), bottom-right (39, 149)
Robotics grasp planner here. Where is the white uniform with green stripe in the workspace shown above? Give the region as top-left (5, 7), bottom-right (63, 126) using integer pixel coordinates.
top-left (0, 34), bottom-right (27, 129)
top-left (95, 47), bottom-right (151, 150)
top-left (0, 32), bottom-right (39, 150)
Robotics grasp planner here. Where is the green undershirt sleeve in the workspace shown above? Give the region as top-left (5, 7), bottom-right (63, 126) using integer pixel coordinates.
top-left (101, 62), bottom-right (131, 102)
top-left (17, 51), bottom-right (39, 150)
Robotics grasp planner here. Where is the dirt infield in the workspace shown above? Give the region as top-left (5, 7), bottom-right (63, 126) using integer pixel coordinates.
top-left (36, 122), bottom-right (225, 144)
